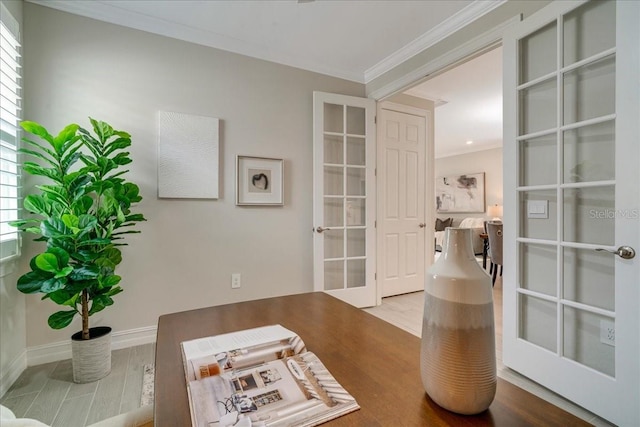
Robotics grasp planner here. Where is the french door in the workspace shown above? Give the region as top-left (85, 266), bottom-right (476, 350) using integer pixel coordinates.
top-left (502, 1), bottom-right (639, 425)
top-left (312, 92), bottom-right (377, 308)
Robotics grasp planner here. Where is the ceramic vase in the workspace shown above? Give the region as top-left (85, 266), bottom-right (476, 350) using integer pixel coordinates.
top-left (420, 227), bottom-right (496, 414)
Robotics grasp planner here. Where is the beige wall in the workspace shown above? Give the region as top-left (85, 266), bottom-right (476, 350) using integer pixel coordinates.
top-left (434, 148), bottom-right (503, 223)
top-left (18, 3), bottom-right (364, 348)
top-left (0, 0), bottom-right (26, 395)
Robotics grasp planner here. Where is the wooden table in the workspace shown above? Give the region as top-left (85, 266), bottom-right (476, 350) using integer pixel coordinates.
top-left (155, 292), bottom-right (589, 426)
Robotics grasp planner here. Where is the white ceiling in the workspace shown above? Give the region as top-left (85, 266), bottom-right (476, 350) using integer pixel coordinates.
top-left (405, 46), bottom-right (503, 158)
top-left (30, 0), bottom-right (504, 158)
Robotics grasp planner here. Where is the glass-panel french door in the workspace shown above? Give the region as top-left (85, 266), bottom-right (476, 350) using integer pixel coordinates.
top-left (312, 92), bottom-right (376, 308)
top-left (503, 1), bottom-right (639, 425)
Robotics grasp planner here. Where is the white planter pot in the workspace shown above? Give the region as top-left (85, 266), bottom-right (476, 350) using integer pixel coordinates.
top-left (71, 326), bottom-right (112, 383)
top-left (420, 227), bottom-right (496, 414)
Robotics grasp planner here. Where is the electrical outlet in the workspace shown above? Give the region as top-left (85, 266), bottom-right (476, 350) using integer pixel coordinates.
top-left (600, 320), bottom-right (615, 347)
top-left (231, 273), bottom-right (241, 289)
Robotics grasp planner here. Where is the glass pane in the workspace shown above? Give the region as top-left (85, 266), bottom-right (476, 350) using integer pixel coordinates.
top-left (347, 229), bottom-right (365, 257)
top-left (520, 21), bottom-right (557, 84)
top-left (346, 167), bottom-right (366, 196)
top-left (563, 248), bottom-right (614, 311)
top-left (563, 308), bottom-right (614, 377)
top-left (324, 198), bottom-right (343, 227)
top-left (520, 190), bottom-right (557, 240)
top-left (520, 243), bottom-right (557, 296)
top-left (563, 55), bottom-right (615, 126)
top-left (324, 260), bottom-right (344, 290)
top-left (519, 78), bottom-right (557, 135)
top-left (346, 136), bottom-right (365, 166)
top-left (519, 294), bottom-right (557, 352)
top-left (563, 0), bottom-right (615, 67)
top-left (324, 229), bottom-right (344, 259)
top-left (346, 198), bottom-right (365, 226)
top-left (324, 134), bottom-right (343, 165)
top-left (324, 103), bottom-right (343, 133)
top-left (324, 166), bottom-right (343, 196)
top-left (563, 186), bottom-right (614, 245)
top-left (563, 120), bottom-right (614, 183)
top-left (520, 133), bottom-right (557, 186)
top-left (347, 259), bottom-right (365, 288)
top-left (346, 106), bottom-right (365, 135)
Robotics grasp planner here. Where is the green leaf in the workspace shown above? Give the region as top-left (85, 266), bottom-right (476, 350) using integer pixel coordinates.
top-left (41, 217), bottom-right (73, 239)
top-left (97, 247), bottom-right (122, 269)
top-left (89, 294), bottom-right (114, 315)
top-left (17, 271), bottom-right (49, 293)
top-left (52, 123), bottom-right (80, 154)
top-left (35, 253), bottom-right (60, 272)
top-left (54, 266), bottom-right (74, 279)
top-left (22, 162), bottom-right (63, 183)
top-left (48, 310), bottom-right (76, 329)
top-left (70, 265), bottom-right (101, 281)
top-left (21, 121), bottom-right (55, 144)
top-left (48, 289), bottom-right (77, 307)
top-left (41, 277), bottom-right (67, 293)
top-left (17, 147), bottom-right (58, 167)
top-left (104, 137), bottom-right (131, 156)
top-left (20, 137), bottom-right (57, 159)
top-left (47, 247), bottom-right (70, 265)
top-left (23, 194), bottom-right (52, 216)
top-left (61, 214), bottom-right (80, 232)
top-left (102, 275), bottom-right (121, 288)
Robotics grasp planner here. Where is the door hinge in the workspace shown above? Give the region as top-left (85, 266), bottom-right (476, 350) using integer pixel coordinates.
top-left (375, 168), bottom-right (377, 177)
top-left (375, 273), bottom-right (377, 280)
top-left (375, 220), bottom-right (377, 228)
top-left (374, 115), bottom-right (377, 124)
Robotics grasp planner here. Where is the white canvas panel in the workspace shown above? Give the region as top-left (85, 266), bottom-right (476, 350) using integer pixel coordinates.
top-left (158, 111), bottom-right (219, 198)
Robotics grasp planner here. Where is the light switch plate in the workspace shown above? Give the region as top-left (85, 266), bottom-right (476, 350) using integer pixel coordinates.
top-left (527, 200), bottom-right (548, 219)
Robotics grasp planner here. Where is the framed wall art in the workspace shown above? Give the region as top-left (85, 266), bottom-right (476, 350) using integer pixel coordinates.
top-left (435, 172), bottom-right (485, 213)
top-left (157, 111), bottom-right (219, 199)
top-left (236, 155), bottom-right (284, 206)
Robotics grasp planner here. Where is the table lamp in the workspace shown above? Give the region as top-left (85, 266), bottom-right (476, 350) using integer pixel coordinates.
top-left (487, 204), bottom-right (503, 221)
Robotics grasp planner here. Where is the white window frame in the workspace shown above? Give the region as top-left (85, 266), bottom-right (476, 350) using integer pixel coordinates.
top-left (0, 2), bottom-right (22, 270)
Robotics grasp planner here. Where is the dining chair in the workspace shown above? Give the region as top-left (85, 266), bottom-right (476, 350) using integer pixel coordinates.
top-left (486, 221), bottom-right (503, 286)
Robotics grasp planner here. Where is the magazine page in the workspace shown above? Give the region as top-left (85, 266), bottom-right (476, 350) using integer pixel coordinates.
top-left (181, 325), bottom-right (359, 427)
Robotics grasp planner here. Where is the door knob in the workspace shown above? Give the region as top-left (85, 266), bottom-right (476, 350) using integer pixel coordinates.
top-left (315, 226), bottom-right (331, 233)
top-left (419, 223), bottom-right (426, 228)
top-left (595, 246), bottom-right (636, 260)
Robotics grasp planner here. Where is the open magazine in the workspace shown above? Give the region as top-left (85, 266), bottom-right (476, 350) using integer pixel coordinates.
top-left (181, 325), bottom-right (359, 427)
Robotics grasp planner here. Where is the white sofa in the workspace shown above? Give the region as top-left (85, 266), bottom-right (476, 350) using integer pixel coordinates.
top-left (0, 404), bottom-right (153, 427)
top-left (434, 217), bottom-right (485, 255)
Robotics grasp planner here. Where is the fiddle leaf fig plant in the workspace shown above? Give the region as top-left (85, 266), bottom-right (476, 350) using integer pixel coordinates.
top-left (11, 118), bottom-right (145, 339)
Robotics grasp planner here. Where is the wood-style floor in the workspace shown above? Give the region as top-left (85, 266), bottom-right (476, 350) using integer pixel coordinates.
top-left (364, 274), bottom-right (614, 427)
top-left (0, 343), bottom-right (154, 427)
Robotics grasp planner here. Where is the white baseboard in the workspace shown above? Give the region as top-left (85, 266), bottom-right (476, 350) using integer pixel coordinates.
top-left (0, 349), bottom-right (27, 398)
top-left (26, 325), bottom-right (157, 367)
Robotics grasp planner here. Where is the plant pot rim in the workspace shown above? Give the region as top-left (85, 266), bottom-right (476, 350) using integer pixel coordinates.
top-left (71, 326), bottom-right (112, 341)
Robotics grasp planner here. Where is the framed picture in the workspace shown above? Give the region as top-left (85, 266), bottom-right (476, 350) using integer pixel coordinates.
top-left (435, 172), bottom-right (485, 213)
top-left (236, 156), bottom-right (284, 206)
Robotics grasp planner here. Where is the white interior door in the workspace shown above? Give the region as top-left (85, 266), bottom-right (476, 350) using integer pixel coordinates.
top-left (312, 91), bottom-right (376, 308)
top-left (377, 103), bottom-right (430, 298)
top-left (503, 1), bottom-right (639, 425)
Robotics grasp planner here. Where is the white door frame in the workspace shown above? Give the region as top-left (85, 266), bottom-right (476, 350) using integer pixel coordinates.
top-left (376, 101), bottom-right (434, 305)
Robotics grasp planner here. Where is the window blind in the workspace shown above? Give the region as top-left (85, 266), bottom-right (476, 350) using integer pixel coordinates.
top-left (0, 4), bottom-right (21, 262)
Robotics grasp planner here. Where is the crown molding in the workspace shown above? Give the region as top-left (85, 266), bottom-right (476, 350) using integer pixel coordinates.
top-left (364, 0), bottom-right (507, 84)
top-left (367, 14), bottom-right (520, 100)
top-left (26, 0), bottom-right (364, 83)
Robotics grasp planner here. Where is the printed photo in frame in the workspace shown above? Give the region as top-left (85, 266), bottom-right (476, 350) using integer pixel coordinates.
top-left (236, 155), bottom-right (284, 206)
top-left (435, 172), bottom-right (485, 213)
